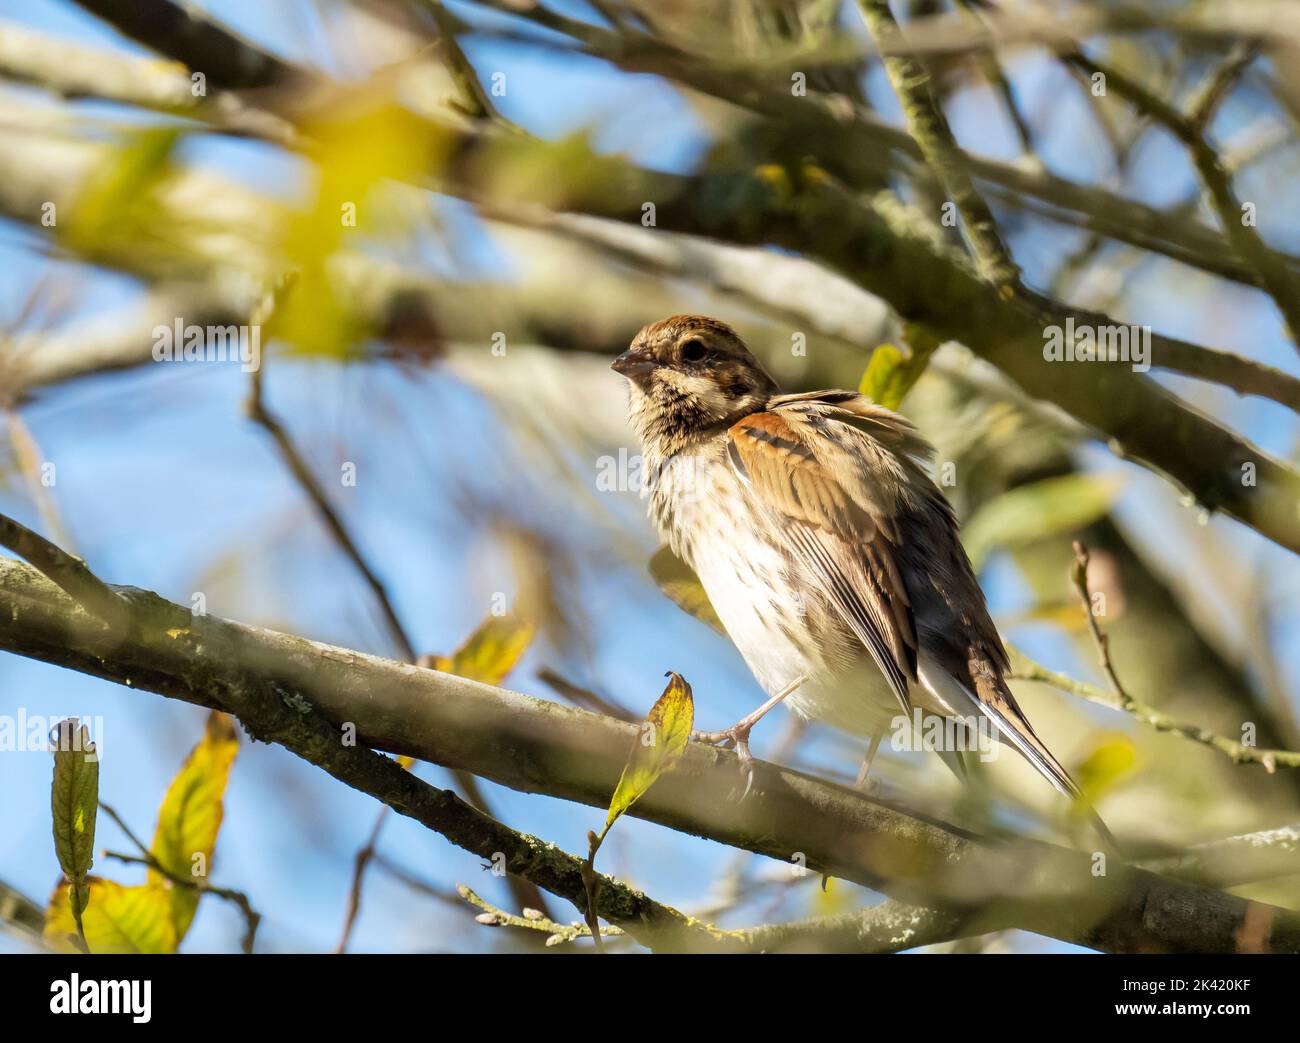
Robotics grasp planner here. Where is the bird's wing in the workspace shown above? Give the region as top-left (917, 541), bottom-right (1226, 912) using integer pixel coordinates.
top-left (725, 398), bottom-right (919, 714)
top-left (735, 393), bottom-right (1115, 846)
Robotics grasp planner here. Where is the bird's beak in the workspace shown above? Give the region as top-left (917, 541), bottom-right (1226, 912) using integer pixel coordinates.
top-left (611, 348), bottom-right (657, 386)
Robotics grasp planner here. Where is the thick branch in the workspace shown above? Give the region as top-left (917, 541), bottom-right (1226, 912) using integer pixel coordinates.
top-left (2, 557), bottom-right (1298, 954)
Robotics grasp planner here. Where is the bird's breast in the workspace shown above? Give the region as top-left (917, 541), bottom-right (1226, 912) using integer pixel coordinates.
top-left (645, 447), bottom-right (903, 734)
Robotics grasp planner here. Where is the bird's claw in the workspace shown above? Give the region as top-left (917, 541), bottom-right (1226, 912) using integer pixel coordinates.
top-left (733, 734), bottom-right (756, 800)
top-left (853, 772), bottom-right (881, 796)
top-left (693, 724), bottom-right (756, 799)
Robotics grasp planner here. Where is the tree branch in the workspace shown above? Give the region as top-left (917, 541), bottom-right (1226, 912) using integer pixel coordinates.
top-left (7, 21), bottom-right (1299, 554)
top-left (243, 358), bottom-right (556, 937)
top-left (469, 1), bottom-right (1300, 291)
top-left (857, 0), bottom-right (1020, 287)
top-left (2, 554), bottom-right (1299, 953)
top-left (245, 365), bottom-right (416, 663)
top-left (70, 0), bottom-right (304, 90)
top-left (1065, 49), bottom-right (1300, 351)
top-left (0, 512), bottom-right (128, 630)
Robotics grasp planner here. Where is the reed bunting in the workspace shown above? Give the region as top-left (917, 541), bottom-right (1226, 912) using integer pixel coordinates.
top-left (614, 314), bottom-right (1111, 843)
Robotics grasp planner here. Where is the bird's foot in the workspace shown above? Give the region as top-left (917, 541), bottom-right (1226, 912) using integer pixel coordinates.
top-left (690, 677), bottom-right (806, 800)
top-left (692, 723), bottom-right (757, 799)
top-left (854, 773), bottom-right (881, 796)
top-left (853, 734), bottom-right (883, 794)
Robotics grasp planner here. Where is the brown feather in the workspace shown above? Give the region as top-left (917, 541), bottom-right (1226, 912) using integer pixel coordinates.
top-left (728, 404), bottom-right (920, 711)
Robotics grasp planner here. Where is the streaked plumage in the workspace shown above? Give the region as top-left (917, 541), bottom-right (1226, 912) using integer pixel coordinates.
top-left (614, 314), bottom-right (1108, 841)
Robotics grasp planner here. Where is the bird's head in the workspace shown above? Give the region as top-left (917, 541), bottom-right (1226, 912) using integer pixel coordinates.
top-left (613, 315), bottom-right (779, 451)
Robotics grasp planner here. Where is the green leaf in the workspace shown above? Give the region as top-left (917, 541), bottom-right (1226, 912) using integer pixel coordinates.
top-left (858, 327), bottom-right (939, 410)
top-left (50, 718), bottom-right (98, 941)
top-left (649, 546), bottom-right (723, 634)
top-left (149, 711), bottom-right (239, 940)
top-left (44, 878), bottom-right (177, 954)
top-left (602, 673), bottom-right (695, 837)
top-left (962, 474), bottom-right (1125, 569)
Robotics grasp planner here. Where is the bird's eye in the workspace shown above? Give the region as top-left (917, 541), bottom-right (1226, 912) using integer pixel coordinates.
top-left (681, 339), bottom-right (708, 363)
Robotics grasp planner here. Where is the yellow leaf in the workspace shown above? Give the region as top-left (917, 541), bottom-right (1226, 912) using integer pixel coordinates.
top-left (602, 673), bottom-right (694, 836)
top-left (44, 878), bottom-right (177, 954)
top-left (149, 711), bottom-right (239, 940)
top-left (440, 614), bottom-right (536, 687)
top-left (1004, 601), bottom-right (1090, 633)
top-left (649, 546), bottom-right (723, 634)
top-left (812, 876), bottom-right (857, 918)
top-left (1075, 734), bottom-right (1138, 805)
top-left (50, 719), bottom-right (98, 932)
top-left (271, 96), bottom-right (448, 360)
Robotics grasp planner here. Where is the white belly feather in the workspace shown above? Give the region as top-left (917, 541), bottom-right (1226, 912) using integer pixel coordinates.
top-left (648, 448), bottom-right (902, 737)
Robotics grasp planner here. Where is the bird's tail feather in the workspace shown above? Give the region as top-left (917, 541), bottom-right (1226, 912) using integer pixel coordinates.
top-left (918, 663), bottom-right (1120, 853)
top-left (975, 694), bottom-right (1120, 854)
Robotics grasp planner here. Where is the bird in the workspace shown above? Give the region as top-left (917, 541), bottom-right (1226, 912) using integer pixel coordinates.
top-left (613, 313), bottom-right (1113, 845)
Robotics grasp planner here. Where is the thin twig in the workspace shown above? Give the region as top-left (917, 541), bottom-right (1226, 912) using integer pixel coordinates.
top-left (245, 367), bottom-right (416, 662)
top-left (1064, 49), bottom-right (1300, 351)
top-left (536, 667), bottom-right (636, 723)
top-left (246, 357), bottom-right (555, 942)
top-left (1069, 540), bottom-right (1131, 703)
top-left (334, 803), bottom-right (388, 954)
top-left (1188, 42), bottom-right (1261, 133)
top-left (370, 853), bottom-right (462, 907)
top-left (1009, 654), bottom-right (1300, 772)
top-left (99, 802), bottom-right (261, 953)
top-left (955, 0), bottom-right (1035, 155)
top-left (5, 412), bottom-right (73, 552)
top-left (0, 511), bottom-right (126, 629)
top-left (1004, 542), bottom-right (1300, 773)
top-left (423, 0), bottom-right (508, 124)
top-left (459, 885), bottom-right (626, 946)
